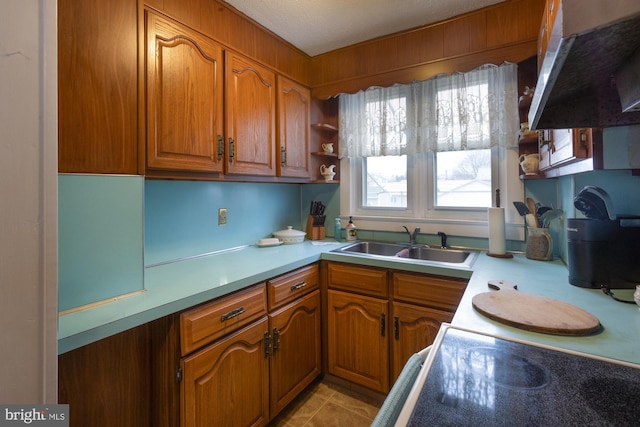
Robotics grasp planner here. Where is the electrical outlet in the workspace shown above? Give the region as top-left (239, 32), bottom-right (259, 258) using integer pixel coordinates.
top-left (218, 208), bottom-right (227, 226)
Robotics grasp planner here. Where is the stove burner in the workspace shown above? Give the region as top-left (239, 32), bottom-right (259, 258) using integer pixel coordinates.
top-left (467, 347), bottom-right (549, 390)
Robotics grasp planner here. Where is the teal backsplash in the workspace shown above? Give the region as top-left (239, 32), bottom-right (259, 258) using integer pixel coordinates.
top-left (57, 167), bottom-right (638, 311)
top-left (58, 174), bottom-right (144, 311)
top-left (144, 180), bottom-right (306, 265)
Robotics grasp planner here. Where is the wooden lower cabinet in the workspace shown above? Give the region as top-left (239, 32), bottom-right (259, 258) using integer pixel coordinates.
top-left (327, 289), bottom-right (390, 393)
top-left (169, 266), bottom-right (321, 427)
top-left (181, 318), bottom-right (270, 427)
top-left (58, 324), bottom-right (151, 427)
top-left (325, 262), bottom-right (467, 394)
top-left (269, 290), bottom-right (321, 416)
top-left (390, 301), bottom-right (453, 383)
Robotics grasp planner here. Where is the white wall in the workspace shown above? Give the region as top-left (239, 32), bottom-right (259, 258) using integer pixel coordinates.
top-left (0, 0), bottom-right (58, 402)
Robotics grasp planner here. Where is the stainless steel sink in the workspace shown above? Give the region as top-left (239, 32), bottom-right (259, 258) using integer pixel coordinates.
top-left (336, 241), bottom-right (410, 257)
top-left (331, 241), bottom-right (478, 268)
top-left (406, 246), bottom-right (471, 263)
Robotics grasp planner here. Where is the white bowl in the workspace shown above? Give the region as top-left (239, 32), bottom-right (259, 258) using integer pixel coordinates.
top-left (273, 226), bottom-right (306, 244)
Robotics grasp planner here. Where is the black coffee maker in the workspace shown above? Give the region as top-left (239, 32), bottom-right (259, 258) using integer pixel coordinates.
top-left (567, 186), bottom-right (640, 289)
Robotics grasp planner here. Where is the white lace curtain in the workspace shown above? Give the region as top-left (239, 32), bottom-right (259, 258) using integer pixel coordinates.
top-left (338, 63), bottom-right (519, 158)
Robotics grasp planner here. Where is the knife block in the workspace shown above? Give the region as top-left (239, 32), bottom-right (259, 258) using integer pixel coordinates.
top-left (306, 215), bottom-right (325, 240)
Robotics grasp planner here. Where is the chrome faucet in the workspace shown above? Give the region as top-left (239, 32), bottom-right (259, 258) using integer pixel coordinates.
top-left (402, 226), bottom-right (421, 245)
top-left (437, 231), bottom-right (447, 248)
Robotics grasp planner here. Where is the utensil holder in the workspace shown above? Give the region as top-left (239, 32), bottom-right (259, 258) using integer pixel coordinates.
top-left (306, 215), bottom-right (325, 240)
top-left (526, 227), bottom-right (553, 261)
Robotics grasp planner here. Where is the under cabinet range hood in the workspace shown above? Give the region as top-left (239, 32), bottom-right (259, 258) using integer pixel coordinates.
top-left (529, 0), bottom-right (640, 130)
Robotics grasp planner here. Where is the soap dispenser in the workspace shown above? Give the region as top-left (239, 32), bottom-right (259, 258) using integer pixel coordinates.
top-left (346, 216), bottom-right (357, 241)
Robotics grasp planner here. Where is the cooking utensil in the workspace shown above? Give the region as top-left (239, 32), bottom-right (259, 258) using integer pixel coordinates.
top-left (539, 208), bottom-right (563, 228)
top-left (526, 198), bottom-right (539, 227)
top-left (536, 206), bottom-right (552, 217)
top-left (472, 280), bottom-right (601, 336)
top-left (513, 201), bottom-right (530, 216)
top-left (525, 213), bottom-right (538, 228)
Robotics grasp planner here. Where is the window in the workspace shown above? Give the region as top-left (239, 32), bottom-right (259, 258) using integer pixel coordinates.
top-left (435, 149), bottom-right (491, 208)
top-left (339, 63), bottom-right (523, 238)
top-left (364, 155), bottom-right (407, 208)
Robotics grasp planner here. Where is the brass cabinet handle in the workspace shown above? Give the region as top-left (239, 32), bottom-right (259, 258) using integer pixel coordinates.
top-left (272, 328), bottom-right (280, 353)
top-left (394, 316), bottom-right (399, 340)
top-left (220, 306), bottom-right (244, 322)
top-left (217, 135), bottom-right (224, 161)
top-left (229, 137), bottom-right (235, 163)
top-left (264, 331), bottom-right (271, 358)
top-left (290, 281), bottom-right (307, 291)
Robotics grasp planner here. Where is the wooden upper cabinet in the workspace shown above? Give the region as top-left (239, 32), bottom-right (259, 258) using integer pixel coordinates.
top-left (145, 12), bottom-right (224, 174)
top-left (277, 76), bottom-right (310, 178)
top-left (58, 0), bottom-right (138, 174)
top-left (225, 52), bottom-right (277, 176)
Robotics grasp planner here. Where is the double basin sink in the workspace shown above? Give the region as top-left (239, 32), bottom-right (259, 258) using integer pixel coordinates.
top-left (331, 241), bottom-right (478, 268)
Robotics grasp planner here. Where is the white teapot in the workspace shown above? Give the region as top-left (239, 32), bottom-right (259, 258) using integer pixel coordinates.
top-left (320, 164), bottom-right (336, 181)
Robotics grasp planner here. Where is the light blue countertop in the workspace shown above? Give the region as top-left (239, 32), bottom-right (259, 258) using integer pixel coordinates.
top-left (452, 252), bottom-right (640, 365)
top-left (58, 241), bottom-right (640, 364)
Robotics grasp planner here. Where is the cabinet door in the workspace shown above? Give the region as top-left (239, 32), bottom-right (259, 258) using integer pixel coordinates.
top-left (390, 301), bottom-right (453, 384)
top-left (58, 0), bottom-right (138, 174)
top-left (327, 289), bottom-right (389, 393)
top-left (225, 52), bottom-right (276, 176)
top-left (58, 325), bottom-right (150, 427)
top-left (540, 128), bottom-right (592, 171)
top-left (145, 12), bottom-right (224, 173)
top-left (277, 76), bottom-right (310, 178)
top-left (269, 290), bottom-right (321, 417)
top-left (181, 318), bottom-right (269, 427)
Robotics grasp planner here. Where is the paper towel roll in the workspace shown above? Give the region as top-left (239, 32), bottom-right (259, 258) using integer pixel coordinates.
top-left (488, 207), bottom-right (506, 255)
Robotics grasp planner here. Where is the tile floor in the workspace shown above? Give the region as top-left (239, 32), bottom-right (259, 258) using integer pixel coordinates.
top-left (269, 378), bottom-right (385, 426)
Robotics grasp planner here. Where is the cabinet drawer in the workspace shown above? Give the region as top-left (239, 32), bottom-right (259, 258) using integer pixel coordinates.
top-left (392, 272), bottom-right (467, 311)
top-left (180, 284), bottom-right (267, 355)
top-left (268, 263), bottom-right (319, 311)
top-left (328, 262), bottom-right (388, 298)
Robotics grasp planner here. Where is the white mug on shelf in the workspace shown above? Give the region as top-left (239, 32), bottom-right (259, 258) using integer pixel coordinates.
top-left (322, 143), bottom-right (334, 153)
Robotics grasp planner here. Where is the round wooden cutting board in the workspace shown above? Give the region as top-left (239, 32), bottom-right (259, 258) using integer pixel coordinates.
top-left (472, 280), bottom-right (601, 336)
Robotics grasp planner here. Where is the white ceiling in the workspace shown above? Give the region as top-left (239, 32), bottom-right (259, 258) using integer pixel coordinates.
top-left (223, 0), bottom-right (507, 56)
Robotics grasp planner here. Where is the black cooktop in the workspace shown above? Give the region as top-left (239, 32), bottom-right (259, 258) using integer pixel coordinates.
top-left (408, 328), bottom-right (640, 426)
